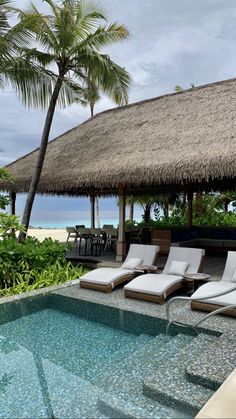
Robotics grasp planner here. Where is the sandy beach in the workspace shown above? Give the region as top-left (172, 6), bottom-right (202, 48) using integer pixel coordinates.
top-left (28, 228), bottom-right (68, 242)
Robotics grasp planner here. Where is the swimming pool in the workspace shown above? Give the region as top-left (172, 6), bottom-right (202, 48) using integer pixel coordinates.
top-left (0, 293), bottom-right (216, 418)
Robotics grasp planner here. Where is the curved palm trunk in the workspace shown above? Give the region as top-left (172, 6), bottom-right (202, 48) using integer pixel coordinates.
top-left (18, 76), bottom-right (63, 241)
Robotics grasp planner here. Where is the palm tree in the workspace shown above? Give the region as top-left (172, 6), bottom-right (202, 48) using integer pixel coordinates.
top-left (0, 0), bottom-right (53, 102)
top-left (17, 0), bottom-right (131, 240)
top-left (126, 196), bottom-right (157, 224)
top-left (81, 75), bottom-right (100, 117)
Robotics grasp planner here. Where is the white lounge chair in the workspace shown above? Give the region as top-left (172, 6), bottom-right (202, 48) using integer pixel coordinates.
top-left (191, 251), bottom-right (236, 317)
top-left (124, 247), bottom-right (205, 304)
top-left (79, 244), bottom-right (159, 293)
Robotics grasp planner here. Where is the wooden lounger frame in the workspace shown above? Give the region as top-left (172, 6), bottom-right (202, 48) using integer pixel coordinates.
top-left (80, 273), bottom-right (134, 293)
top-left (191, 300), bottom-right (236, 318)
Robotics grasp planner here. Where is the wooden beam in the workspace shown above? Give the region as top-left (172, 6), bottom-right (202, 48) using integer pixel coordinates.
top-left (90, 193), bottom-right (95, 228)
top-left (116, 185), bottom-right (126, 261)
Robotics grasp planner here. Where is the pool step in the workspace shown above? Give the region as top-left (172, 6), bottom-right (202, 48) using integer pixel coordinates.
top-left (42, 358), bottom-right (103, 418)
top-left (186, 332), bottom-right (236, 390)
top-left (98, 333), bottom-right (191, 418)
top-left (84, 333), bottom-right (154, 385)
top-left (97, 333), bottom-right (172, 388)
top-left (143, 333), bottom-right (217, 413)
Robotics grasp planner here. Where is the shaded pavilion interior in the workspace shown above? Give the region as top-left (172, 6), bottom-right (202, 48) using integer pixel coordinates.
top-left (3, 77), bottom-right (236, 260)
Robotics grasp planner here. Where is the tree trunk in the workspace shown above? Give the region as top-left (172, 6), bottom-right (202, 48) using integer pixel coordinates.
top-left (18, 76), bottom-right (64, 241)
top-left (195, 191), bottom-right (203, 216)
top-left (9, 191), bottom-right (16, 216)
top-left (163, 202), bottom-right (169, 217)
top-left (187, 190), bottom-right (193, 228)
top-left (224, 200), bottom-right (229, 213)
top-left (129, 201), bottom-right (134, 221)
top-left (143, 204), bottom-right (151, 223)
top-left (90, 103), bottom-right (94, 117)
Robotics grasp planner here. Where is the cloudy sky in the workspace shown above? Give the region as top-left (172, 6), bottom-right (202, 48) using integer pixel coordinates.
top-left (1, 0), bottom-right (236, 226)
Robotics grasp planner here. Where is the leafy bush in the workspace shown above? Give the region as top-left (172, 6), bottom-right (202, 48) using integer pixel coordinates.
top-left (0, 261), bottom-right (87, 297)
top-left (0, 237), bottom-right (85, 290)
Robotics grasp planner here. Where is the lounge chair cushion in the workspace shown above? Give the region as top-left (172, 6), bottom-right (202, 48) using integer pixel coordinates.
top-left (191, 281), bottom-right (236, 306)
top-left (163, 247), bottom-right (204, 275)
top-left (168, 260), bottom-right (189, 276)
top-left (124, 273), bottom-right (183, 296)
top-left (122, 258), bottom-right (143, 270)
top-left (80, 268), bottom-right (132, 286)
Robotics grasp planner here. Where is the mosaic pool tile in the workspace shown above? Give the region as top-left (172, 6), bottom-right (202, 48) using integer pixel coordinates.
top-left (143, 334), bottom-right (217, 412)
top-left (98, 333), bottom-right (192, 419)
top-left (1, 281), bottom-right (236, 418)
top-left (186, 332), bottom-right (236, 390)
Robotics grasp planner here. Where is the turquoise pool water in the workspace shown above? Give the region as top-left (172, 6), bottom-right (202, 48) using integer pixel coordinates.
top-left (0, 294), bottom-right (214, 418)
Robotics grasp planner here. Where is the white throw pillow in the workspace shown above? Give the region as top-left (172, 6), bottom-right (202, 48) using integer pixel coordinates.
top-left (168, 260), bottom-right (189, 276)
top-left (231, 269), bottom-right (236, 283)
top-left (122, 258), bottom-right (143, 270)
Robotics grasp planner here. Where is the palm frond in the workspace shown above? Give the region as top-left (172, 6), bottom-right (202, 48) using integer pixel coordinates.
top-left (0, 0), bottom-right (10, 35)
top-left (100, 59), bottom-right (132, 106)
top-left (58, 77), bottom-right (86, 107)
top-left (79, 22), bottom-right (129, 50)
top-left (76, 0), bottom-right (107, 25)
top-left (74, 50), bottom-right (132, 105)
top-left (2, 58), bottom-right (55, 109)
top-left (18, 3), bottom-right (59, 53)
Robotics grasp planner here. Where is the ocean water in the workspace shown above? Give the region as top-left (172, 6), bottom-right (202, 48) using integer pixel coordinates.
top-left (30, 216), bottom-right (143, 229)
top-left (30, 218), bottom-right (120, 229)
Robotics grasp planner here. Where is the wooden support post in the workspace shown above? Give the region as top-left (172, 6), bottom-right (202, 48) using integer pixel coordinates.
top-left (90, 193), bottom-right (95, 228)
top-left (187, 189), bottom-right (193, 228)
top-left (9, 191), bottom-right (16, 215)
top-left (116, 185), bottom-right (126, 261)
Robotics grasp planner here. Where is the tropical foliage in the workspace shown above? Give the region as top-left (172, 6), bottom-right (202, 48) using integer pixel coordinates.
top-left (130, 192), bottom-right (236, 227)
top-left (0, 261), bottom-right (86, 297)
top-left (0, 236), bottom-right (87, 294)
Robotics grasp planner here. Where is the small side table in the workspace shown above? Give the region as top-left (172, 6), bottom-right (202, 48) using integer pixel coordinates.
top-left (135, 265), bottom-right (158, 274)
top-left (184, 273), bottom-right (210, 292)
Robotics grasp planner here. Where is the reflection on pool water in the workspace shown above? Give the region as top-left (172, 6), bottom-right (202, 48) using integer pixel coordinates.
top-left (0, 293), bottom-right (215, 418)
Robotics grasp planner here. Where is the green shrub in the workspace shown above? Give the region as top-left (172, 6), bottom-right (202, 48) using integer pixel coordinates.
top-left (0, 261), bottom-right (87, 296)
top-left (0, 236), bottom-right (73, 289)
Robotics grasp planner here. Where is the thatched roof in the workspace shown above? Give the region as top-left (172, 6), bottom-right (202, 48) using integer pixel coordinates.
top-left (3, 77), bottom-right (236, 196)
